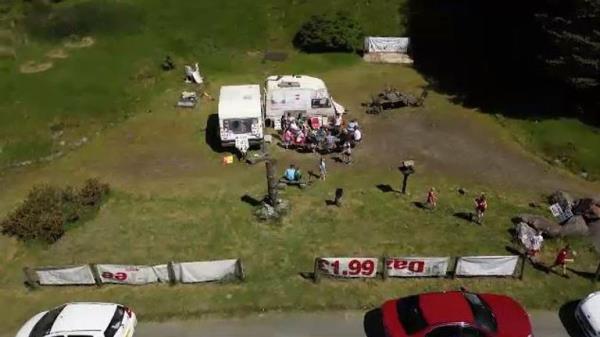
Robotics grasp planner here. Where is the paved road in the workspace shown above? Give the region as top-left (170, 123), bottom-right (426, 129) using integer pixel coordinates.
top-left (137, 311), bottom-right (572, 337)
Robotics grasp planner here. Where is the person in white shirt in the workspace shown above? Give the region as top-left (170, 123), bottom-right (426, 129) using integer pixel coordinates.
top-left (353, 128), bottom-right (362, 144)
top-left (527, 230), bottom-right (544, 261)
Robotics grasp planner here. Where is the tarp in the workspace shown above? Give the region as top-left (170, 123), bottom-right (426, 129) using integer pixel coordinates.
top-left (364, 37), bottom-right (409, 53)
top-left (386, 257), bottom-right (449, 277)
top-left (35, 265), bottom-right (96, 285)
top-left (96, 264), bottom-right (159, 285)
top-left (177, 259), bottom-right (239, 283)
top-left (317, 257), bottom-right (378, 278)
top-left (455, 256), bottom-right (519, 277)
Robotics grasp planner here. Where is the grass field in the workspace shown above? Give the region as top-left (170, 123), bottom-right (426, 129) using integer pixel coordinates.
top-left (1, 60), bottom-right (600, 334)
top-left (1, 0), bottom-right (600, 334)
top-left (498, 117), bottom-right (600, 181)
top-left (0, 0), bottom-right (406, 167)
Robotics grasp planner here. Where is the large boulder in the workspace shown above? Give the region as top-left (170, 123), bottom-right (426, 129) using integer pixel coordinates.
top-left (560, 215), bottom-right (589, 237)
top-left (589, 220), bottom-right (600, 254)
top-left (549, 191), bottom-right (574, 211)
top-left (514, 214), bottom-right (562, 238)
top-left (573, 198), bottom-right (600, 223)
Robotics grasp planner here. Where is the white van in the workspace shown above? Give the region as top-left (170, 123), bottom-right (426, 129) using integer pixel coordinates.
top-left (218, 85), bottom-right (264, 155)
top-left (265, 75), bottom-right (345, 130)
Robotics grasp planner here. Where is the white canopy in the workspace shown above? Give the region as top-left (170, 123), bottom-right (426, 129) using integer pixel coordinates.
top-left (364, 37), bottom-right (410, 53)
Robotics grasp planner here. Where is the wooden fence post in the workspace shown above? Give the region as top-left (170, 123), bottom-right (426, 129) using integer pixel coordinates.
top-left (167, 261), bottom-right (177, 286)
top-left (313, 258), bottom-right (321, 284)
top-left (23, 267), bottom-right (38, 289)
top-left (518, 255), bottom-right (527, 280)
top-left (452, 257), bottom-right (460, 279)
top-left (236, 259), bottom-right (246, 281)
top-left (90, 264), bottom-right (102, 287)
top-left (382, 257), bottom-right (388, 281)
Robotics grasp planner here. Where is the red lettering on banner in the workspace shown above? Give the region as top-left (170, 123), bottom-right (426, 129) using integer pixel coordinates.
top-left (115, 272), bottom-right (127, 281)
top-left (101, 271), bottom-right (129, 281)
top-left (388, 259), bottom-right (426, 273)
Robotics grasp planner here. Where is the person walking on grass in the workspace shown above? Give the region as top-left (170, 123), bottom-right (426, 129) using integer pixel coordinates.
top-left (342, 141), bottom-right (352, 165)
top-left (548, 244), bottom-right (576, 277)
top-left (319, 156), bottom-right (327, 180)
top-left (473, 193), bottom-right (488, 224)
top-left (426, 187), bottom-right (437, 209)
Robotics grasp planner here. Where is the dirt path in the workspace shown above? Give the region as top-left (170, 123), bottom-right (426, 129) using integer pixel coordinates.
top-left (358, 109), bottom-right (598, 195)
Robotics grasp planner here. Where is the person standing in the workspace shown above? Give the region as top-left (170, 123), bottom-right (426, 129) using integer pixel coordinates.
top-left (473, 193), bottom-right (488, 224)
top-left (527, 230), bottom-right (544, 261)
top-left (548, 244), bottom-right (575, 277)
top-left (426, 187), bottom-right (437, 209)
top-left (319, 156), bottom-right (327, 180)
top-left (342, 141), bottom-right (352, 165)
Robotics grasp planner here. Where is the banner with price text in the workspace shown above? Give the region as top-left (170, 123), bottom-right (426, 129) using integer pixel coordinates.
top-left (386, 257), bottom-right (450, 277)
top-left (317, 257), bottom-right (378, 278)
top-left (96, 264), bottom-right (159, 285)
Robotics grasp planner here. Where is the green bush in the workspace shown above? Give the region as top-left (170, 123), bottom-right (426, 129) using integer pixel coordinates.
top-left (293, 13), bottom-right (363, 53)
top-left (1, 179), bottom-right (109, 244)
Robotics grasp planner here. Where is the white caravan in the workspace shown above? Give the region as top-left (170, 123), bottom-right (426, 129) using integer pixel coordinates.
top-left (218, 85), bottom-right (263, 156)
top-left (265, 75), bottom-right (345, 130)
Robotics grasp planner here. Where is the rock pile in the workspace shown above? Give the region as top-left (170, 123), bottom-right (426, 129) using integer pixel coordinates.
top-left (516, 191), bottom-right (600, 238)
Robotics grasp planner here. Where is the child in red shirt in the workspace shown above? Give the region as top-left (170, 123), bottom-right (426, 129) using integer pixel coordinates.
top-left (426, 187), bottom-right (437, 209)
top-left (473, 194), bottom-right (488, 224)
top-left (549, 244), bottom-right (575, 277)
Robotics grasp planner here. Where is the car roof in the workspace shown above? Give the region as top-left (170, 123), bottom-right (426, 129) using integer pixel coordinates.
top-left (50, 303), bottom-right (118, 334)
top-left (419, 292), bottom-right (474, 326)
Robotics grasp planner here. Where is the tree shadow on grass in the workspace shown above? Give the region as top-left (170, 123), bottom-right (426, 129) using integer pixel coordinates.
top-left (240, 194), bottom-right (262, 207)
top-left (559, 300), bottom-right (585, 337)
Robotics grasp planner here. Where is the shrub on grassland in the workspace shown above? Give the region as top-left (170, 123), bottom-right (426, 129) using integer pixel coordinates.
top-left (0, 179), bottom-right (109, 243)
top-left (293, 12), bottom-right (363, 53)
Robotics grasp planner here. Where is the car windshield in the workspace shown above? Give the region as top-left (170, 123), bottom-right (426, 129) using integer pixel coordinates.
top-left (463, 293), bottom-right (498, 332)
top-left (30, 305), bottom-right (66, 337)
top-left (397, 296), bottom-right (429, 335)
top-left (104, 306), bottom-right (125, 337)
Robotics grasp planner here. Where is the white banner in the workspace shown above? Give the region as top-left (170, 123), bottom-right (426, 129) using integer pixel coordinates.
top-left (317, 257), bottom-right (378, 278)
top-left (36, 265), bottom-right (96, 285)
top-left (96, 264), bottom-right (159, 285)
top-left (455, 256), bottom-right (519, 276)
top-left (364, 37), bottom-right (409, 53)
top-left (386, 257), bottom-right (449, 277)
top-left (177, 259), bottom-right (239, 283)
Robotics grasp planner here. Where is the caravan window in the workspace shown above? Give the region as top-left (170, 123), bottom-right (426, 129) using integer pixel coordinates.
top-left (311, 98), bottom-right (330, 108)
top-left (224, 118), bottom-right (257, 134)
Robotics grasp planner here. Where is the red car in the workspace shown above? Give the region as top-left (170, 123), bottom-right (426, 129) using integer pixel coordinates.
top-left (364, 291), bottom-right (533, 337)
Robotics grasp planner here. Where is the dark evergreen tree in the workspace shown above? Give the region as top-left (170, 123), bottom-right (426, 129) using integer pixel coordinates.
top-left (536, 0), bottom-right (600, 119)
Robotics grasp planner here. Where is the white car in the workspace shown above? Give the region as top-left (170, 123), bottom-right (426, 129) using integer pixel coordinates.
top-left (15, 303), bottom-right (136, 337)
top-left (576, 292), bottom-right (600, 337)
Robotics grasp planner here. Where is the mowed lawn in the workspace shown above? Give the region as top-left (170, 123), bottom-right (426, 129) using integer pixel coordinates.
top-left (1, 61), bottom-right (599, 334)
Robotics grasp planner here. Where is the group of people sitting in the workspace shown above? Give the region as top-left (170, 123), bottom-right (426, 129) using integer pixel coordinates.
top-left (280, 112), bottom-right (362, 154)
